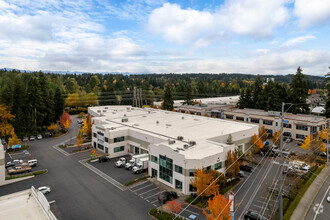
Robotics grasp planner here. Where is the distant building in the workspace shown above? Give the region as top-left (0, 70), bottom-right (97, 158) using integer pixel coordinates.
top-left (266, 78), bottom-right (275, 83)
top-left (89, 106), bottom-right (258, 194)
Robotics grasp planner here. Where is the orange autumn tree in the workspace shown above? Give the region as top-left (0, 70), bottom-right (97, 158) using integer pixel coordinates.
top-left (273, 130), bottom-right (281, 146)
top-left (83, 114), bottom-right (93, 139)
top-left (190, 169), bottom-right (219, 198)
top-left (259, 126), bottom-right (267, 142)
top-left (8, 133), bottom-right (21, 146)
top-left (76, 128), bottom-right (84, 146)
top-left (164, 200), bottom-right (182, 213)
top-left (225, 150), bottom-right (240, 179)
top-left (59, 112), bottom-right (71, 131)
top-left (0, 104), bottom-right (15, 140)
top-left (251, 134), bottom-right (264, 151)
top-left (48, 123), bottom-right (60, 134)
top-left (203, 192), bottom-right (232, 220)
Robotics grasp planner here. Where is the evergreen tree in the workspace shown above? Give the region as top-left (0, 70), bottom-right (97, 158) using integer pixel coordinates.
top-left (288, 67), bottom-right (309, 114)
top-left (252, 75), bottom-right (263, 109)
top-left (54, 87), bottom-right (65, 121)
top-left (184, 84), bottom-right (193, 105)
top-left (163, 84), bottom-right (174, 110)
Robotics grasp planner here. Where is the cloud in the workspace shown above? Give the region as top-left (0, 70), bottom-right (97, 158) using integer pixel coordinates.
top-left (294, 0), bottom-right (330, 27)
top-left (147, 1), bottom-right (290, 45)
top-left (280, 35), bottom-right (316, 48)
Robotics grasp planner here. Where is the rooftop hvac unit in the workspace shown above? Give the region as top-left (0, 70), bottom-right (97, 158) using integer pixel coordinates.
top-left (109, 127), bottom-right (116, 130)
top-left (124, 114), bottom-right (127, 117)
top-left (177, 136), bottom-right (184, 141)
top-left (182, 117), bottom-right (184, 119)
top-left (189, 141), bottom-right (196, 146)
top-left (103, 110), bottom-right (106, 112)
top-left (168, 140), bottom-right (176, 145)
top-left (105, 107), bottom-right (108, 109)
top-left (183, 144), bottom-right (189, 149)
top-left (97, 110), bottom-right (101, 113)
top-left (122, 118), bottom-right (128, 122)
top-left (174, 150), bottom-right (179, 152)
top-left (148, 111), bottom-right (151, 113)
top-left (156, 121), bottom-right (159, 124)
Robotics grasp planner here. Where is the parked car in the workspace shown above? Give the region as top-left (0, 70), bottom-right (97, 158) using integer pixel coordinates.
top-left (77, 119), bottom-right (84, 125)
top-left (286, 138), bottom-right (292, 143)
top-left (98, 156), bottom-right (110, 163)
top-left (244, 210), bottom-right (267, 220)
top-left (297, 141), bottom-right (303, 146)
top-left (158, 191), bottom-right (178, 204)
top-left (327, 192), bottom-right (330, 203)
top-left (1, 139), bottom-right (6, 145)
top-left (43, 131), bottom-right (52, 138)
top-left (240, 165), bottom-right (253, 172)
top-left (238, 171), bottom-right (245, 178)
top-left (5, 160), bottom-right (22, 168)
top-left (37, 186), bottom-right (51, 194)
top-left (22, 137), bottom-right (29, 142)
top-left (29, 136), bottom-right (36, 141)
top-left (36, 134), bottom-right (42, 140)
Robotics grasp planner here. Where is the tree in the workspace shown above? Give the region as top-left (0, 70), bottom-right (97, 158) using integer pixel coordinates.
top-left (164, 200), bottom-right (182, 213)
top-left (301, 135), bottom-right (325, 154)
top-left (226, 134), bottom-right (233, 145)
top-left (190, 169), bottom-right (219, 198)
top-left (184, 84), bottom-right (193, 105)
top-left (59, 112), bottom-right (71, 130)
top-left (203, 192), bottom-right (232, 220)
top-left (273, 130), bottom-right (281, 146)
top-left (163, 84), bottom-right (174, 111)
top-left (208, 169), bottom-right (227, 189)
top-left (83, 114), bottom-right (93, 139)
top-left (76, 128), bottom-right (84, 146)
top-left (225, 150), bottom-right (240, 179)
top-left (288, 67), bottom-right (309, 114)
top-left (252, 76), bottom-right (264, 109)
top-left (48, 123), bottom-right (60, 134)
top-left (65, 93), bottom-right (79, 107)
top-left (251, 134), bottom-right (264, 150)
top-left (259, 126), bottom-right (267, 142)
top-left (54, 87), bottom-right (65, 120)
top-left (8, 133), bottom-right (21, 146)
top-left (0, 104), bottom-right (15, 141)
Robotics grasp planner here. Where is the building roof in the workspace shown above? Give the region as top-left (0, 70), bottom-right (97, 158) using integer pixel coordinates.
top-left (89, 106), bottom-right (258, 159)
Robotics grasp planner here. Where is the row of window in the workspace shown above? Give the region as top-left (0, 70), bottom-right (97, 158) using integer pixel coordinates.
top-left (114, 146), bottom-right (125, 153)
top-left (93, 133), bottom-right (125, 143)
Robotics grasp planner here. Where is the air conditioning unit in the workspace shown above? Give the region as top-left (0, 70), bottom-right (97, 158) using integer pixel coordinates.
top-left (189, 141), bottom-right (196, 146)
top-left (182, 117), bottom-right (185, 119)
top-left (177, 136), bottom-right (184, 141)
top-left (183, 144), bottom-right (189, 149)
top-left (156, 121), bottom-right (159, 124)
top-left (122, 118), bottom-right (128, 122)
top-left (105, 107), bottom-right (108, 109)
top-left (168, 140), bottom-right (176, 145)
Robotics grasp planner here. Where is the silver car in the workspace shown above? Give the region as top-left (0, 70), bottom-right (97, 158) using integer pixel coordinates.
top-left (38, 186), bottom-right (51, 194)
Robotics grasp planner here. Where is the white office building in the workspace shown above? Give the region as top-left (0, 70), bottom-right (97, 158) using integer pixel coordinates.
top-left (89, 106), bottom-right (258, 195)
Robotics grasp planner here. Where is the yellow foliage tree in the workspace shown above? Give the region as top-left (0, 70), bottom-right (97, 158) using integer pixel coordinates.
top-left (8, 133), bottom-right (21, 146)
top-left (259, 126), bottom-right (267, 141)
top-left (190, 169), bottom-right (219, 198)
top-left (203, 192), bottom-right (232, 220)
top-left (0, 104), bottom-right (15, 139)
top-left (301, 135), bottom-right (311, 150)
top-left (83, 114), bottom-right (93, 139)
top-left (272, 130), bottom-right (281, 146)
top-left (48, 123), bottom-right (60, 134)
top-left (65, 93), bottom-right (79, 107)
top-left (76, 128), bottom-right (84, 146)
top-left (251, 134), bottom-right (264, 150)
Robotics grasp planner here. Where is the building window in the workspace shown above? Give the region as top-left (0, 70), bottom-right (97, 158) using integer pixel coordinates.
top-left (159, 155), bottom-right (173, 184)
top-left (266, 129), bottom-right (273, 137)
top-left (189, 169), bottom-right (196, 177)
top-left (215, 162), bottom-right (222, 170)
top-left (296, 134), bottom-right (305, 139)
top-left (105, 137), bottom-right (109, 143)
top-left (296, 125), bottom-right (308, 131)
top-left (93, 133), bottom-right (97, 138)
top-left (204, 166), bottom-right (211, 171)
top-left (225, 115), bottom-right (233, 119)
top-left (114, 146), bottom-right (125, 153)
top-left (276, 122), bottom-right (278, 127)
top-left (98, 144), bottom-right (104, 150)
top-left (311, 126), bottom-right (317, 133)
top-left (250, 118), bottom-right (259, 123)
top-left (283, 132), bottom-right (291, 137)
top-left (93, 142), bottom-right (96, 148)
top-left (114, 136), bottom-right (125, 143)
top-left (175, 165), bottom-right (183, 174)
top-left (263, 120), bottom-right (273, 125)
top-left (236, 116), bottom-right (244, 121)
top-left (175, 179), bottom-right (182, 190)
top-left (151, 155), bottom-right (158, 163)
top-left (105, 147), bottom-right (108, 154)
top-left (283, 123), bottom-right (292, 128)
top-left (189, 184), bottom-right (197, 192)
top-left (97, 131), bottom-right (104, 136)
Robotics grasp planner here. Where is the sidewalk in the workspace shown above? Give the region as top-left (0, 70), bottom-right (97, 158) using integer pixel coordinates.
top-left (290, 165), bottom-right (330, 220)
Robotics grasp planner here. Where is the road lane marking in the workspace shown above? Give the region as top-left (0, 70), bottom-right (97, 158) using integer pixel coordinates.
top-left (79, 159), bottom-right (127, 191)
top-left (313, 185), bottom-right (330, 220)
top-left (139, 187), bottom-right (158, 196)
top-left (52, 145), bottom-right (70, 156)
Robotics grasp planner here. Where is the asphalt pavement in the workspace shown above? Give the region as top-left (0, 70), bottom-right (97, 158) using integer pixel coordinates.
top-left (0, 116), bottom-right (153, 220)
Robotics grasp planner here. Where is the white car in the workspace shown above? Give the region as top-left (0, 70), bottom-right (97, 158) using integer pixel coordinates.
top-left (327, 192), bottom-right (330, 203)
top-left (37, 134), bottom-right (42, 140)
top-left (38, 186), bottom-right (51, 194)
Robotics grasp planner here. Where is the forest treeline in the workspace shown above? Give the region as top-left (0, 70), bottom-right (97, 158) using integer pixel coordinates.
top-left (0, 68), bottom-right (327, 137)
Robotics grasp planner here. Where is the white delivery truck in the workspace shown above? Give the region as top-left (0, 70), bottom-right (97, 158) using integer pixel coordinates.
top-left (125, 154), bottom-right (148, 170)
top-left (132, 157), bottom-right (148, 174)
top-left (115, 157), bottom-right (127, 168)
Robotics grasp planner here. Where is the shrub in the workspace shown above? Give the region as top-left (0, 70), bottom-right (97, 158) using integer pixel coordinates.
top-left (149, 209), bottom-right (184, 220)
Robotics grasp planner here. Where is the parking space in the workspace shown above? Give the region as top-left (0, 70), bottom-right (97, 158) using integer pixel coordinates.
top-left (87, 156), bottom-right (147, 185)
top-left (283, 140), bottom-right (311, 156)
top-left (6, 150), bottom-right (33, 162)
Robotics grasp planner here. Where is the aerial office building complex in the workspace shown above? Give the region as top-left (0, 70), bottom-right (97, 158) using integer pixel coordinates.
top-left (89, 106), bottom-right (258, 194)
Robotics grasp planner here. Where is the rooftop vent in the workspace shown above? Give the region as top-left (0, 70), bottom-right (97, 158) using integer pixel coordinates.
top-left (112, 112), bottom-right (116, 114)
top-left (133, 124), bottom-right (139, 127)
top-left (182, 117), bottom-right (184, 119)
top-left (177, 136), bottom-right (184, 141)
top-left (105, 107), bottom-right (108, 109)
top-left (166, 124), bottom-right (172, 127)
top-left (126, 107), bottom-right (130, 110)
top-left (183, 144), bottom-right (189, 149)
top-left (156, 121), bottom-right (159, 124)
top-left (168, 140), bottom-right (176, 145)
top-left (148, 111), bottom-right (151, 113)
top-left (189, 141), bottom-right (196, 146)
top-left (124, 114), bottom-right (127, 117)
top-left (109, 127), bottom-right (116, 130)
top-left (174, 150), bottom-right (179, 152)
top-left (122, 118), bottom-right (128, 123)
top-left (142, 115), bottom-right (147, 117)
top-left (103, 110), bottom-right (106, 112)
top-left (97, 110), bottom-right (101, 113)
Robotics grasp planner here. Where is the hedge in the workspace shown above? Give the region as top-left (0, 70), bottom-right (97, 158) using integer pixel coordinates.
top-left (149, 208), bottom-right (184, 220)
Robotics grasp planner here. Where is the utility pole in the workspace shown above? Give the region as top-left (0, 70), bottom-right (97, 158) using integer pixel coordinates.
top-left (279, 102), bottom-right (285, 220)
top-left (327, 120), bottom-right (329, 165)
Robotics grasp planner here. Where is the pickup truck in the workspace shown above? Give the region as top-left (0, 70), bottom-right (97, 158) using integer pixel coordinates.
top-left (7, 165), bottom-right (31, 175)
top-left (240, 165), bottom-right (253, 172)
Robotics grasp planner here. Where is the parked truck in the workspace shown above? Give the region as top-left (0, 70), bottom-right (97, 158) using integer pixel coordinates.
top-left (132, 157), bottom-right (148, 174)
top-left (7, 165), bottom-right (31, 175)
top-left (125, 154), bottom-right (148, 170)
top-left (115, 157), bottom-right (127, 168)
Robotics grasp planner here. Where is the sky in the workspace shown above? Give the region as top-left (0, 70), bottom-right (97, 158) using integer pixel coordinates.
top-left (0, 0), bottom-right (329, 75)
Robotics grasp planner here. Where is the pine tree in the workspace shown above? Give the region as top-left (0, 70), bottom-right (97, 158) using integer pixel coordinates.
top-left (54, 87), bottom-right (65, 120)
top-left (288, 67), bottom-right (309, 114)
top-left (163, 84), bottom-right (174, 111)
top-left (184, 84), bottom-right (193, 105)
top-left (252, 75), bottom-right (264, 109)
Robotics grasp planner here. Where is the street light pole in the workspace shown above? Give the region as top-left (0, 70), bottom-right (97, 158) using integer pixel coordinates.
top-left (327, 120), bottom-right (329, 166)
top-left (279, 102), bottom-right (285, 220)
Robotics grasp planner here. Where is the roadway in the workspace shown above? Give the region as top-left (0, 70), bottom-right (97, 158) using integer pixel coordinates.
top-left (305, 173), bottom-right (330, 220)
top-left (0, 116), bottom-right (153, 220)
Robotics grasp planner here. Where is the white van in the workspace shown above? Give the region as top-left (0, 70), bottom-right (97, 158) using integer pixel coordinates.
top-left (28, 159), bottom-right (38, 167)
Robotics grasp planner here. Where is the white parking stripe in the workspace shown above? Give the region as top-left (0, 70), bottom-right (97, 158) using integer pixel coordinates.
top-left (252, 204), bottom-right (265, 209)
top-left (132, 184), bottom-right (153, 192)
top-left (181, 207), bottom-right (199, 216)
top-left (150, 199), bottom-right (159, 204)
top-left (139, 187), bottom-right (158, 196)
top-left (129, 181), bottom-right (148, 190)
top-left (144, 190), bottom-right (165, 200)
